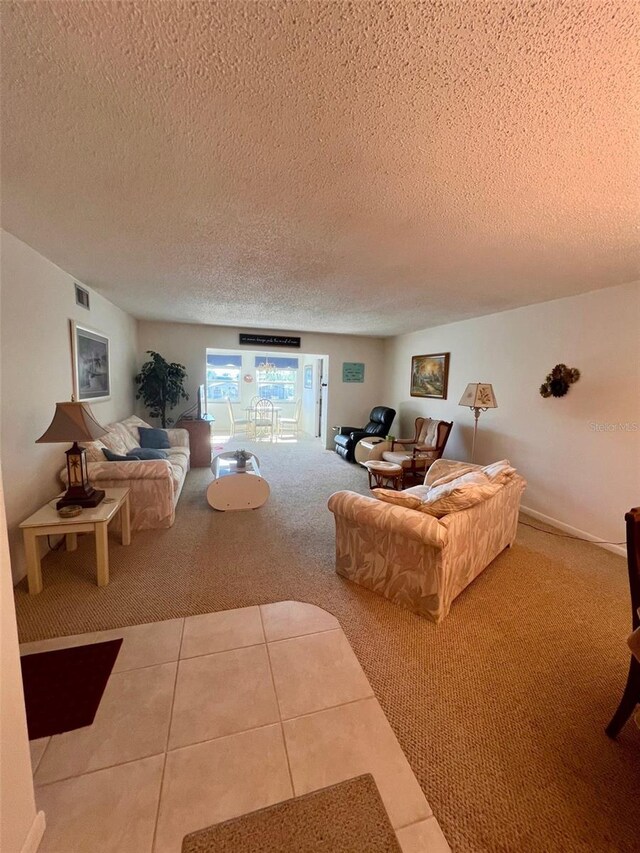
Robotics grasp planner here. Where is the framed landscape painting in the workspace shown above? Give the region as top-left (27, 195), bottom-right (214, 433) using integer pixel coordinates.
top-left (71, 321), bottom-right (111, 402)
top-left (410, 353), bottom-right (449, 399)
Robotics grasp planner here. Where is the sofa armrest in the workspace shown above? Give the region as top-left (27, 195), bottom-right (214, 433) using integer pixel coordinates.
top-left (61, 460), bottom-right (173, 484)
top-left (336, 426), bottom-right (359, 436)
top-left (327, 490), bottom-right (447, 548)
top-left (166, 428), bottom-right (189, 448)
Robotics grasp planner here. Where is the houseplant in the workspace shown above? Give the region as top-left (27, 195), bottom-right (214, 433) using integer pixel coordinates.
top-left (135, 351), bottom-right (189, 427)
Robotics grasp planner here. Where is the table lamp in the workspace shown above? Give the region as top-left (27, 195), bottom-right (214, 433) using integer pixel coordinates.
top-left (36, 401), bottom-right (108, 509)
top-left (458, 383), bottom-right (497, 462)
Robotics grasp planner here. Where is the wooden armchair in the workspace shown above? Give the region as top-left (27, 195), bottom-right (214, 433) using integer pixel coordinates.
top-left (606, 507), bottom-right (640, 738)
top-left (382, 417), bottom-right (453, 484)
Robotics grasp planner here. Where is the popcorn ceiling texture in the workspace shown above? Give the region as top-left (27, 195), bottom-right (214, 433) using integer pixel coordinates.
top-left (2, 1), bottom-right (639, 335)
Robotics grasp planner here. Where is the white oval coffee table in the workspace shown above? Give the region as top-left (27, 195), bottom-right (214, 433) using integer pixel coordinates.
top-left (207, 451), bottom-right (270, 511)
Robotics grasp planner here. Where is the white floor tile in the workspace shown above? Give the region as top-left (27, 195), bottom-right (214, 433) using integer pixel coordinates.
top-left (169, 645), bottom-right (279, 749)
top-left (181, 607), bottom-right (264, 658)
top-left (35, 754), bottom-right (164, 853)
top-left (154, 725), bottom-right (293, 853)
top-left (20, 619), bottom-right (184, 672)
top-left (283, 696), bottom-right (431, 830)
top-left (268, 629), bottom-right (373, 719)
top-left (260, 600), bottom-right (339, 642)
top-left (396, 817), bottom-right (451, 852)
top-left (35, 663), bottom-right (176, 784)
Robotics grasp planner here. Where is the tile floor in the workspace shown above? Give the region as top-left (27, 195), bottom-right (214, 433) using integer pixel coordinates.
top-left (21, 600), bottom-right (450, 852)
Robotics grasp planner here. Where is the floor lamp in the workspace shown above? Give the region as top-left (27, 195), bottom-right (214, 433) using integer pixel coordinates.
top-left (458, 383), bottom-right (497, 462)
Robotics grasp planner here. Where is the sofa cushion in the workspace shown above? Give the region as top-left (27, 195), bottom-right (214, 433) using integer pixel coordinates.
top-left (127, 448), bottom-right (169, 460)
top-left (82, 440), bottom-right (109, 462)
top-left (120, 415), bottom-right (153, 443)
top-left (372, 488), bottom-right (424, 510)
top-left (100, 423), bottom-right (139, 455)
top-left (426, 461), bottom-right (479, 487)
top-left (139, 427), bottom-right (171, 449)
top-left (419, 472), bottom-right (502, 517)
top-left (481, 459), bottom-right (517, 484)
top-left (103, 448), bottom-right (133, 462)
top-left (373, 473), bottom-right (502, 518)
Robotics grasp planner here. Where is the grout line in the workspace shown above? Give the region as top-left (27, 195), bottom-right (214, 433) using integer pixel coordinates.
top-left (259, 608), bottom-right (296, 798)
top-left (178, 639), bottom-right (266, 661)
top-left (265, 625), bottom-right (341, 646)
top-left (167, 721), bottom-right (282, 755)
top-left (280, 692), bottom-right (375, 724)
top-left (150, 617), bottom-right (185, 853)
top-left (34, 750), bottom-right (167, 788)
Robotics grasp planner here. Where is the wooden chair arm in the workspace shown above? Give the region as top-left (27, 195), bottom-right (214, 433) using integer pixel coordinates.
top-left (412, 444), bottom-right (437, 455)
top-left (390, 438), bottom-right (415, 449)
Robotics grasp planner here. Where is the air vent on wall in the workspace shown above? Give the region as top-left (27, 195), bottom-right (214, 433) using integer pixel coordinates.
top-left (75, 283), bottom-right (90, 310)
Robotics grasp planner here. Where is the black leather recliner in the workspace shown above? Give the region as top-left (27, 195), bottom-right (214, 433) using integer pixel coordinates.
top-left (334, 406), bottom-right (396, 462)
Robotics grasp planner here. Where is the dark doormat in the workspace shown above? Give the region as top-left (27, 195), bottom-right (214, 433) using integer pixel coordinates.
top-left (182, 773), bottom-right (401, 853)
top-left (21, 638), bottom-right (123, 740)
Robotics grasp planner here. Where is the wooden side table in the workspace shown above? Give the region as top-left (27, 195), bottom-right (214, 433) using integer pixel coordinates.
top-left (363, 461), bottom-right (403, 491)
top-left (175, 418), bottom-right (213, 467)
top-left (19, 487), bottom-right (131, 594)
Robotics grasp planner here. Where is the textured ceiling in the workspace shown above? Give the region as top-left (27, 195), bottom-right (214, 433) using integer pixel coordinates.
top-left (2, 1), bottom-right (639, 336)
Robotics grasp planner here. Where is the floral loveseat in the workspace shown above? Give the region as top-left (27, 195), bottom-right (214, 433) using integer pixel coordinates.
top-left (328, 459), bottom-right (526, 623)
top-left (60, 415), bottom-right (190, 529)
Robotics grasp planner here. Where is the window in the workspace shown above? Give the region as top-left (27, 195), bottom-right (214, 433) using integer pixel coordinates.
top-left (206, 354), bottom-right (242, 402)
top-left (255, 356), bottom-right (298, 402)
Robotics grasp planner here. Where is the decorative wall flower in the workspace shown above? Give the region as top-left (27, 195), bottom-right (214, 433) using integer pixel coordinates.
top-left (539, 364), bottom-right (581, 398)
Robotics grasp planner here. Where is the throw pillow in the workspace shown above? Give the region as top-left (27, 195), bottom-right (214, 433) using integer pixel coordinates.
top-left (82, 440), bottom-right (109, 463)
top-left (418, 472), bottom-right (501, 517)
top-left (138, 427), bottom-right (171, 449)
top-left (126, 448), bottom-right (168, 460)
top-left (481, 460), bottom-right (517, 484)
top-left (373, 489), bottom-right (424, 510)
top-left (102, 448), bottom-right (133, 462)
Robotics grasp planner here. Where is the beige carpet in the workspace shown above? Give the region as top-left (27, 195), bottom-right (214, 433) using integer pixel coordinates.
top-left (14, 440), bottom-right (640, 852)
top-left (182, 773), bottom-right (400, 853)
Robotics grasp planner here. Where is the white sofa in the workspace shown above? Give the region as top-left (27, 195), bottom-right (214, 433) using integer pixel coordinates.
top-left (60, 415), bottom-right (190, 529)
top-left (328, 459), bottom-right (526, 623)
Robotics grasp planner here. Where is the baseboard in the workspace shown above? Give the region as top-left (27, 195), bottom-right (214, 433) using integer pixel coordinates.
top-left (519, 505), bottom-right (626, 558)
top-left (21, 811), bottom-right (46, 853)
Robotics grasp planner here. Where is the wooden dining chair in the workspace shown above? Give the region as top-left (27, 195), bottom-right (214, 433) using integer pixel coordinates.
top-left (605, 507), bottom-right (640, 738)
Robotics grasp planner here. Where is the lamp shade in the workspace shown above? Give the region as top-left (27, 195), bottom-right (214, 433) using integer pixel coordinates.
top-left (36, 402), bottom-right (108, 444)
top-left (458, 383), bottom-right (497, 409)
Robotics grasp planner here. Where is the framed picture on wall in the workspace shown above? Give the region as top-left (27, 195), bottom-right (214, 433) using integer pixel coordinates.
top-left (304, 365), bottom-right (313, 389)
top-left (71, 321), bottom-right (111, 402)
top-left (410, 352), bottom-right (449, 399)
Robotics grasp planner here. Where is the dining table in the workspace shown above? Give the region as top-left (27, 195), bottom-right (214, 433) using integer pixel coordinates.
top-left (244, 406), bottom-right (282, 440)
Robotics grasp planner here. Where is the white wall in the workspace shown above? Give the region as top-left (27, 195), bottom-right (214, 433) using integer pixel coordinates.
top-left (137, 322), bottom-right (388, 448)
top-left (384, 282), bottom-right (640, 546)
top-left (0, 231), bottom-right (138, 582)
top-left (0, 471), bottom-right (45, 853)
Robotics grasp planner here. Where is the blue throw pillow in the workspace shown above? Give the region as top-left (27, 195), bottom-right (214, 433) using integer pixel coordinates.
top-left (138, 427), bottom-right (171, 449)
top-left (102, 448), bottom-right (132, 462)
top-left (126, 448), bottom-right (168, 460)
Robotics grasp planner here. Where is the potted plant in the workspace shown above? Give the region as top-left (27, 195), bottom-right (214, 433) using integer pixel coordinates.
top-left (233, 449), bottom-right (251, 471)
top-left (135, 351), bottom-right (189, 427)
